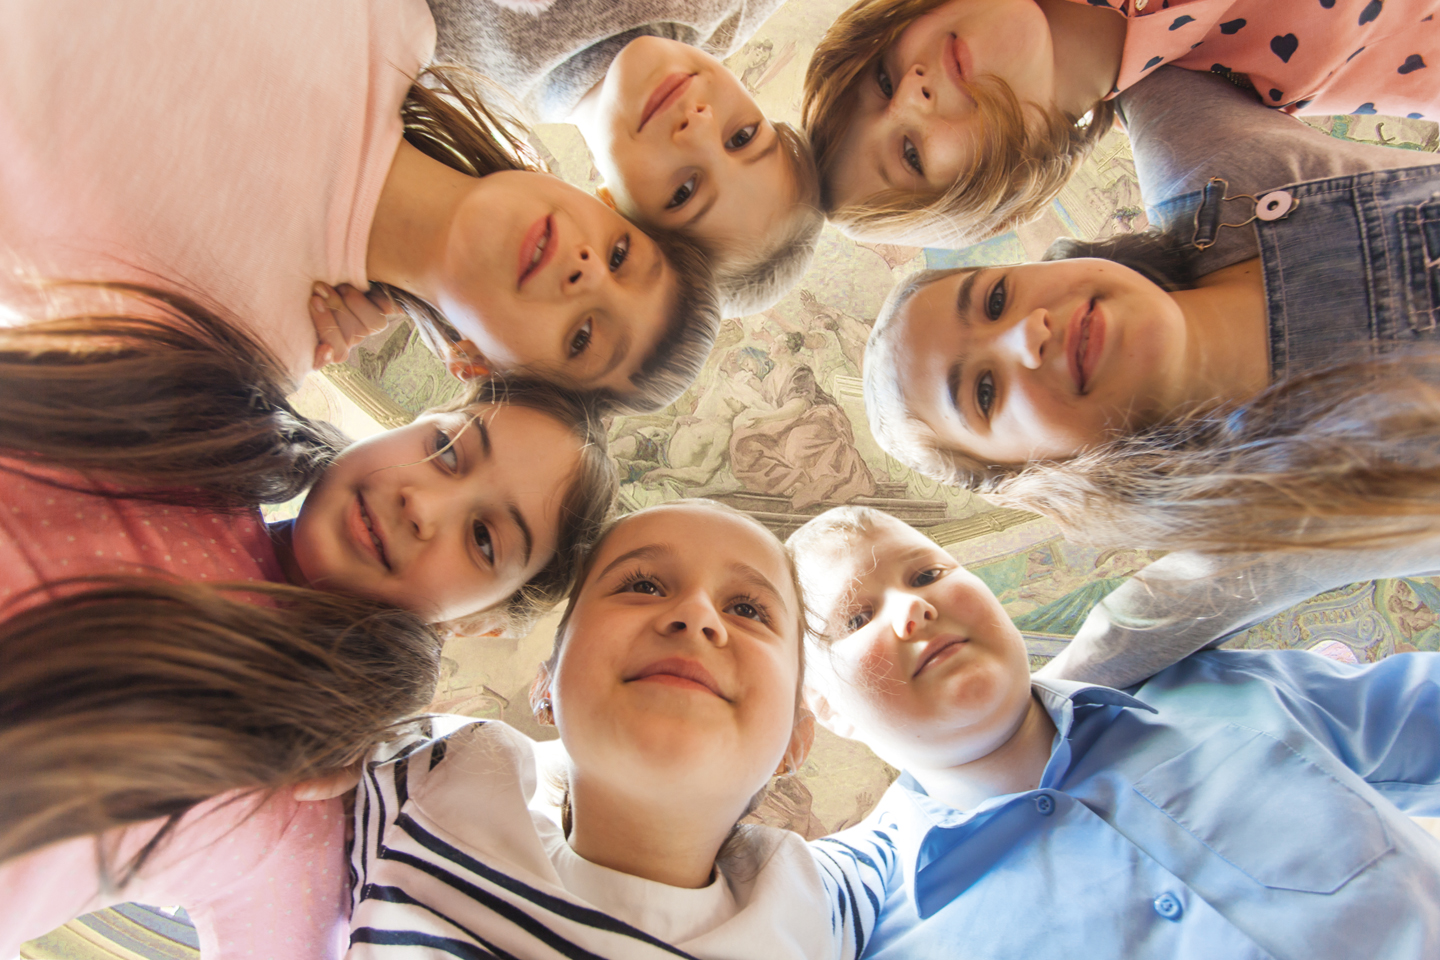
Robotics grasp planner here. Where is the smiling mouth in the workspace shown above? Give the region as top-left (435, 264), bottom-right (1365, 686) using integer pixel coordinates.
top-left (1067, 298), bottom-right (1104, 395)
top-left (913, 636), bottom-right (967, 678)
top-left (518, 215), bottom-right (555, 288)
top-left (943, 35), bottom-right (977, 106)
top-left (356, 493), bottom-right (390, 570)
top-left (627, 657), bottom-right (729, 700)
top-left (639, 72), bottom-right (694, 132)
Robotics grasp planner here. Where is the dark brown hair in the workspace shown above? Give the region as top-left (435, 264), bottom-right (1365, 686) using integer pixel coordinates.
top-left (802, 0), bottom-right (1115, 246)
top-left (380, 67), bottom-right (721, 414)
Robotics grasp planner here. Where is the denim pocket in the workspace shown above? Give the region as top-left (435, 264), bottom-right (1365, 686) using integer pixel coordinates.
top-left (1398, 198), bottom-right (1440, 334)
top-left (1132, 724), bottom-right (1392, 893)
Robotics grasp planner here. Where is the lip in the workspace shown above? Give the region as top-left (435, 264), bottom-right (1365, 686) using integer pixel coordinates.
top-left (639, 72), bottom-right (694, 132)
top-left (517, 214), bottom-right (556, 288)
top-left (627, 657), bottom-right (728, 700)
top-left (347, 491), bottom-right (391, 571)
top-left (943, 34), bottom-right (977, 106)
top-left (1064, 299), bottom-right (1106, 395)
top-left (913, 634), bottom-right (968, 678)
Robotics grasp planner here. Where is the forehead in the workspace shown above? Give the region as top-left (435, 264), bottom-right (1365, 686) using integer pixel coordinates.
top-left (802, 516), bottom-right (939, 607)
top-left (599, 505), bottom-right (792, 585)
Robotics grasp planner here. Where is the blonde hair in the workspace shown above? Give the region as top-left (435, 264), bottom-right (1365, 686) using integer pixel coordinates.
top-left (864, 274), bottom-right (1440, 553)
top-left (785, 504), bottom-right (893, 644)
top-left (384, 66), bottom-right (722, 414)
top-left (802, 0), bottom-right (1115, 247)
top-left (713, 123), bottom-right (825, 317)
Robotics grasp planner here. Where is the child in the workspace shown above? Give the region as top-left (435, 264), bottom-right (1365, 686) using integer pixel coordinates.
top-left (2, 0), bottom-right (719, 411)
top-left (347, 499), bottom-right (884, 958)
top-left (429, 1), bottom-right (825, 314)
top-left (0, 290), bottom-right (617, 958)
top-left (803, 0), bottom-right (1440, 245)
top-left (788, 505), bottom-right (1440, 959)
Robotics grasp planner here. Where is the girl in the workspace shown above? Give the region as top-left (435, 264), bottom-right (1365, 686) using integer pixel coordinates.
top-left (1, 0), bottom-right (719, 412)
top-left (802, 0), bottom-right (1440, 246)
top-left (347, 500), bottom-right (883, 958)
top-left (429, 2), bottom-right (825, 315)
top-left (0, 287), bottom-right (616, 957)
top-left (861, 67), bottom-right (1440, 556)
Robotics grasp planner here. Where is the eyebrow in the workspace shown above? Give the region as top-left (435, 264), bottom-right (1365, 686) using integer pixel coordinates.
top-left (475, 418), bottom-right (492, 459)
top-left (595, 543), bottom-right (674, 583)
top-left (509, 504), bottom-right (534, 568)
top-left (727, 560), bottom-right (787, 607)
top-left (684, 190), bottom-right (720, 230)
top-left (743, 136), bottom-right (781, 168)
top-left (595, 328), bottom-right (632, 381)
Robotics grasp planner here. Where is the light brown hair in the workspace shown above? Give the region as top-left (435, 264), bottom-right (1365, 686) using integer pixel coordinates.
top-left (802, 0), bottom-right (1115, 247)
top-left (382, 66), bottom-right (722, 414)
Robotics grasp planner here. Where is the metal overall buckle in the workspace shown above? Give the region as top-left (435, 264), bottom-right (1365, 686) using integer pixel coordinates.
top-left (1191, 176), bottom-right (1299, 250)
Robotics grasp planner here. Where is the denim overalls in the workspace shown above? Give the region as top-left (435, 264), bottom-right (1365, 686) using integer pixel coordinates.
top-left (1165, 163), bottom-right (1440, 381)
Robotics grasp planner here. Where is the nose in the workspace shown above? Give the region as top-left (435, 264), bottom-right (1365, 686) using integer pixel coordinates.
top-left (561, 242), bottom-right (604, 294)
top-left (885, 590), bottom-right (937, 641)
top-left (995, 308), bottom-right (1050, 370)
top-left (659, 589), bottom-right (728, 647)
top-left (673, 100), bottom-right (714, 140)
top-left (397, 481), bottom-right (445, 542)
top-left (894, 65), bottom-right (933, 114)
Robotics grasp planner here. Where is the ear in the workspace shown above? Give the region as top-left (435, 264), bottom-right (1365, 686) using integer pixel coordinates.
top-left (780, 707), bottom-right (817, 775)
top-left (803, 683), bottom-right (860, 741)
top-left (594, 185), bottom-right (618, 211)
top-left (529, 664), bottom-right (554, 724)
top-left (444, 338), bottom-right (492, 381)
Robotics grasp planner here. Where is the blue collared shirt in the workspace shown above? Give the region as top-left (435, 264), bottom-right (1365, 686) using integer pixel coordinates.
top-left (821, 650), bottom-right (1440, 960)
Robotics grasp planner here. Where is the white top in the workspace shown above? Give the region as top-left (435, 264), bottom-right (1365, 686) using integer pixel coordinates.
top-left (0, 0), bottom-right (436, 385)
top-left (348, 718), bottom-right (883, 959)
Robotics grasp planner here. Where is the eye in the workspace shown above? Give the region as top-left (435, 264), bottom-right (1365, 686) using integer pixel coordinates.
top-left (725, 124), bottom-right (758, 150)
top-left (433, 428), bottom-right (459, 470)
top-left (976, 372), bottom-right (996, 418)
top-left (902, 138), bottom-right (923, 176)
top-left (473, 521), bottom-right (494, 563)
top-left (843, 609), bottom-right (873, 634)
top-left (875, 60), bottom-right (894, 99)
top-left (666, 175), bottom-right (697, 210)
top-left (568, 319), bottom-right (592, 358)
top-left (608, 234), bottom-right (630, 272)
top-left (985, 277), bottom-right (1007, 320)
top-left (911, 567), bottom-right (945, 587)
top-left (727, 597), bottom-right (771, 624)
top-left (618, 574), bottom-right (663, 596)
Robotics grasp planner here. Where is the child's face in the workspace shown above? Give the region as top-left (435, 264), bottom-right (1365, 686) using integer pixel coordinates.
top-left (576, 36), bottom-right (796, 259)
top-left (552, 503), bottom-right (804, 804)
top-left (802, 514), bottom-right (1032, 771)
top-left (885, 259), bottom-right (1187, 463)
top-left (442, 170), bottom-right (676, 394)
top-left (827, 0), bottom-right (1056, 211)
top-left (291, 405), bottom-right (578, 623)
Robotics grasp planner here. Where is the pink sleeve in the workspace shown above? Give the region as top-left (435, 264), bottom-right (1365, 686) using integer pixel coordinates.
top-left (0, 793), bottom-right (349, 960)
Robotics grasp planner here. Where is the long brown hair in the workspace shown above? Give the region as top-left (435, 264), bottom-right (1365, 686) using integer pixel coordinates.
top-left (802, 0), bottom-right (1115, 246)
top-left (379, 67), bottom-right (722, 415)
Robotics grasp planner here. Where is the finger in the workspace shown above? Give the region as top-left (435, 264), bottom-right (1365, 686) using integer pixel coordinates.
top-left (336, 283), bottom-right (391, 336)
top-left (310, 294), bottom-right (351, 365)
top-left (361, 285), bottom-right (401, 321)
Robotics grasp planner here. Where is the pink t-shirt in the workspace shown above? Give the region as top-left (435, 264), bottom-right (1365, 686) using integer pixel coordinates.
top-left (0, 0), bottom-right (436, 386)
top-left (1077, 0), bottom-right (1439, 119)
top-left (0, 462), bottom-right (348, 958)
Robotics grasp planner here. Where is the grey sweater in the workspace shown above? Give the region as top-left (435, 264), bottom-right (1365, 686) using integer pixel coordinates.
top-left (425, 0), bottom-right (786, 122)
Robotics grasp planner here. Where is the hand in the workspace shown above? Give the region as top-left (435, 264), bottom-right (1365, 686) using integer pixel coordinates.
top-left (309, 282), bottom-right (399, 368)
top-left (291, 762), bottom-right (362, 801)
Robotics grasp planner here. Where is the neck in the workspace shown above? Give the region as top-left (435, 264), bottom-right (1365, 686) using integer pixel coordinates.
top-left (1168, 257), bottom-right (1271, 409)
top-left (367, 139), bottom-right (476, 302)
top-left (266, 519), bottom-right (307, 587)
top-left (909, 695), bottom-right (1057, 812)
top-left (1035, 0), bottom-right (1127, 117)
top-left (565, 766), bottom-right (742, 889)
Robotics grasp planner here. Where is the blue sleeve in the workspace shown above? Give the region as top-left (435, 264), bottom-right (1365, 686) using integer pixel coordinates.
top-left (1185, 651), bottom-right (1440, 815)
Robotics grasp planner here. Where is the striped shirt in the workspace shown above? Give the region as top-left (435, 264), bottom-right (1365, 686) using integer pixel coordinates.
top-left (347, 718), bottom-right (887, 959)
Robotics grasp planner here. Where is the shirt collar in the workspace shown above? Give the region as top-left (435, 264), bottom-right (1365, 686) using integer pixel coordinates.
top-left (868, 680), bottom-right (1155, 916)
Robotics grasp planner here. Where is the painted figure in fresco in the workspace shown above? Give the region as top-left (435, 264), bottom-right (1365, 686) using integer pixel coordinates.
top-left (730, 333), bottom-right (878, 510)
top-left (1387, 580), bottom-right (1438, 645)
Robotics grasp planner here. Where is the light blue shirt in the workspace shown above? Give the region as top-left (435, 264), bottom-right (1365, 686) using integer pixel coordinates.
top-left (824, 650), bottom-right (1440, 960)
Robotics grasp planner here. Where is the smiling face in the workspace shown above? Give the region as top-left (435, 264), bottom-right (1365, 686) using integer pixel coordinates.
top-left (799, 512), bottom-right (1032, 771)
top-left (827, 0), bottom-right (1056, 210)
top-left (550, 502), bottom-right (804, 804)
top-left (438, 170), bottom-right (678, 394)
top-left (290, 405), bottom-right (580, 624)
top-left (575, 37), bottom-right (798, 259)
top-left (885, 259), bottom-right (1190, 464)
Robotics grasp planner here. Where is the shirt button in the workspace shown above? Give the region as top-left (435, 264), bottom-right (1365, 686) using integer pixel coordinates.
top-left (1255, 190), bottom-right (1294, 221)
top-left (1153, 893), bottom-right (1183, 921)
top-left (1033, 794), bottom-right (1055, 816)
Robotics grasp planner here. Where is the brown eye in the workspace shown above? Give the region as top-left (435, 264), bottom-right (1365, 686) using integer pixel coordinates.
top-left (976, 372), bottom-right (996, 418)
top-left (985, 277), bottom-right (1007, 319)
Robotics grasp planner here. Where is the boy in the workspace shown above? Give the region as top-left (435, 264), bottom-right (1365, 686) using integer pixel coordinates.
top-left (428, 1), bottom-right (824, 315)
top-left (789, 506), bottom-right (1440, 959)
